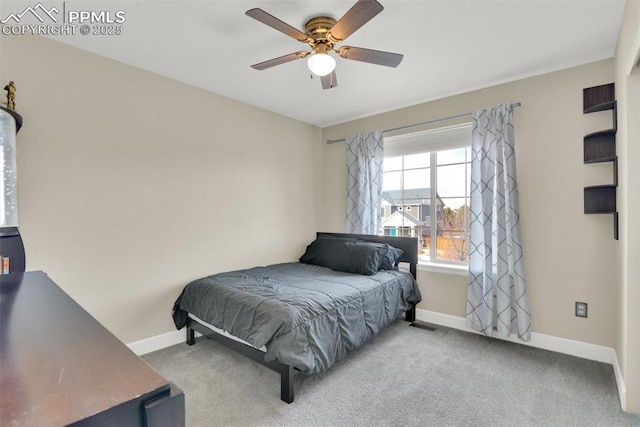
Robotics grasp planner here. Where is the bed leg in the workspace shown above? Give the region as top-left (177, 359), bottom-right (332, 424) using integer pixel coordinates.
top-left (405, 305), bottom-right (416, 322)
top-left (280, 365), bottom-right (294, 404)
top-left (186, 325), bottom-right (195, 346)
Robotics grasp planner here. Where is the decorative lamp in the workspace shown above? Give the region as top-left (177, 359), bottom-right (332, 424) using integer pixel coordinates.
top-left (1, 108), bottom-right (18, 228)
top-left (0, 81), bottom-right (25, 274)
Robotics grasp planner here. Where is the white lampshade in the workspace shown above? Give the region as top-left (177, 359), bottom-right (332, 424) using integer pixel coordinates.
top-left (307, 53), bottom-right (336, 77)
top-left (0, 108), bottom-right (18, 228)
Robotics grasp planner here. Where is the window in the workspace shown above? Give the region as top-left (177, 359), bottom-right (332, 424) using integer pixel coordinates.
top-left (381, 124), bottom-right (471, 264)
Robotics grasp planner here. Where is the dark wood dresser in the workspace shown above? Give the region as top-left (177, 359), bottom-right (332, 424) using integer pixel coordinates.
top-left (0, 271), bottom-right (184, 426)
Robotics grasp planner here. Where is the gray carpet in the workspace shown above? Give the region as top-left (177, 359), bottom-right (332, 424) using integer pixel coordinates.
top-left (143, 321), bottom-right (640, 427)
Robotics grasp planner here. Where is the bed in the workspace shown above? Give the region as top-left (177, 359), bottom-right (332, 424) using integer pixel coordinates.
top-left (172, 232), bottom-right (421, 403)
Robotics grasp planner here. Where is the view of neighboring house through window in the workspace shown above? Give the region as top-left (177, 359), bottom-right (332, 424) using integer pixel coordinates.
top-left (381, 124), bottom-right (471, 264)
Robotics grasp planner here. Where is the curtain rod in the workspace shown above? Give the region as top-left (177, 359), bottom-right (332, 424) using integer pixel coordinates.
top-left (325, 102), bottom-right (522, 144)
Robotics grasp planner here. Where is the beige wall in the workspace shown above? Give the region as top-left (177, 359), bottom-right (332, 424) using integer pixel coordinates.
top-left (1, 35), bottom-right (322, 343)
top-left (614, 0), bottom-right (640, 413)
top-left (322, 60), bottom-right (619, 348)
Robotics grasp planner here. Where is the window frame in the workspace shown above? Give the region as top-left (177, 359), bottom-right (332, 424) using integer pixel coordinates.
top-left (382, 123), bottom-right (472, 272)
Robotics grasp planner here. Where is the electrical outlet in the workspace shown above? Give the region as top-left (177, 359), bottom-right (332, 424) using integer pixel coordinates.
top-left (575, 302), bottom-right (588, 318)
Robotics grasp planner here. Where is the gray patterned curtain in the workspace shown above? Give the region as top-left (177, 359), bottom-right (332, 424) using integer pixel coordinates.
top-left (466, 104), bottom-right (531, 341)
top-left (345, 131), bottom-right (384, 234)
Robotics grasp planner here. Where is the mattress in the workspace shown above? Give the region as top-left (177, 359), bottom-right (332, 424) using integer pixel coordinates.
top-left (188, 313), bottom-right (266, 352)
top-left (173, 262), bottom-right (421, 375)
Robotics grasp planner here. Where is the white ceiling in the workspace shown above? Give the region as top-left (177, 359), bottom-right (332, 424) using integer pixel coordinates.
top-left (14, 0), bottom-right (626, 127)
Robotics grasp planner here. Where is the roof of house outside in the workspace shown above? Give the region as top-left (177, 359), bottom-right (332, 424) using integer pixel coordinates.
top-left (380, 210), bottom-right (421, 228)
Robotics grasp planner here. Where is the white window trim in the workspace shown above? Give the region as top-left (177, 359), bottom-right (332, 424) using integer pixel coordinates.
top-left (418, 260), bottom-right (468, 276)
top-left (384, 123), bottom-right (472, 157)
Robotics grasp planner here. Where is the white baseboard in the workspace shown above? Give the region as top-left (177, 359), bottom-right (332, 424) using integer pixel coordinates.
top-left (612, 351), bottom-right (627, 411)
top-left (130, 310), bottom-right (618, 362)
top-left (415, 308), bottom-right (615, 363)
top-left (127, 329), bottom-right (186, 356)
top-left (415, 308), bottom-right (627, 409)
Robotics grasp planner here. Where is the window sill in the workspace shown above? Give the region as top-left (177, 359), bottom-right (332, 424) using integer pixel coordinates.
top-left (417, 261), bottom-right (468, 276)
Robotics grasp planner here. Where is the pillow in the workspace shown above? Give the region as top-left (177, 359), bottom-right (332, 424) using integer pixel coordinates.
top-left (299, 238), bottom-right (385, 275)
top-left (349, 240), bottom-right (404, 270)
top-left (381, 244), bottom-right (404, 270)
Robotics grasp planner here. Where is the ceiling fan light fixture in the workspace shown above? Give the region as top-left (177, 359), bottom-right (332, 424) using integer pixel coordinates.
top-left (307, 51), bottom-right (336, 77)
top-left (246, 1), bottom-right (399, 89)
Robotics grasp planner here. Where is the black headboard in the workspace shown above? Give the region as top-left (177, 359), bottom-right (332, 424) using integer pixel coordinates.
top-left (316, 232), bottom-right (419, 279)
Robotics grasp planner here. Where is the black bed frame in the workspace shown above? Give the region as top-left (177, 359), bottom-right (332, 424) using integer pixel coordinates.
top-left (185, 232), bottom-right (419, 403)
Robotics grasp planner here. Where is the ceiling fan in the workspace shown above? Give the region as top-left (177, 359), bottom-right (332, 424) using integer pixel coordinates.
top-left (245, 0), bottom-right (403, 90)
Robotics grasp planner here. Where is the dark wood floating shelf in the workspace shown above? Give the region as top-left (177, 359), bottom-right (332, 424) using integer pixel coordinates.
top-left (583, 101), bottom-right (616, 114)
top-left (584, 129), bottom-right (616, 163)
top-left (583, 83), bottom-right (615, 113)
top-left (584, 185), bottom-right (616, 214)
top-left (584, 156), bottom-right (617, 164)
top-left (583, 82), bottom-right (618, 240)
top-left (584, 128), bottom-right (616, 139)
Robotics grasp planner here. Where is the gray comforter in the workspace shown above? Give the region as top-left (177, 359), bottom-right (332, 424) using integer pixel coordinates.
top-left (173, 262), bottom-right (421, 375)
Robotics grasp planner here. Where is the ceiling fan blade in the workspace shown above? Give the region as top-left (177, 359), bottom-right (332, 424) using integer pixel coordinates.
top-left (251, 51), bottom-right (309, 70)
top-left (246, 8), bottom-right (312, 43)
top-left (337, 46), bottom-right (403, 67)
top-left (328, 0), bottom-right (384, 42)
top-left (321, 71), bottom-right (338, 90)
